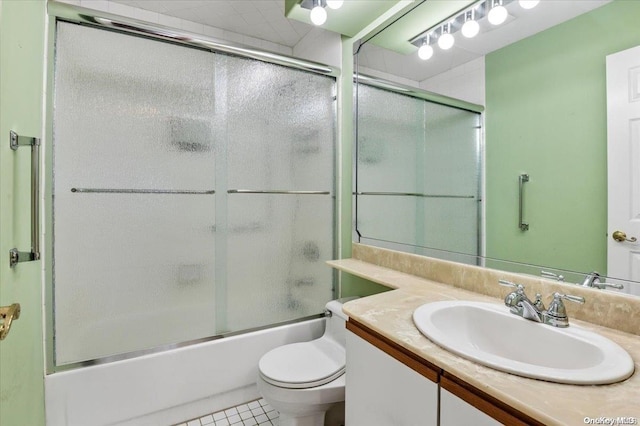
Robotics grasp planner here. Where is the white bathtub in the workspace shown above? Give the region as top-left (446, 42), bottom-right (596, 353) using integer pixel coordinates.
top-left (45, 318), bottom-right (325, 426)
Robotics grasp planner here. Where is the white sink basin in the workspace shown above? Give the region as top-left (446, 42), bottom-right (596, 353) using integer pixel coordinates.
top-left (413, 301), bottom-right (635, 384)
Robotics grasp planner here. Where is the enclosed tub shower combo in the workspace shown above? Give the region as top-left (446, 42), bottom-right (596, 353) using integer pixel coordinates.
top-left (44, 4), bottom-right (337, 425)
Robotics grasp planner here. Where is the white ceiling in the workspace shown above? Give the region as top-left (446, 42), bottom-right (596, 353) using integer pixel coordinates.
top-left (110, 0), bottom-right (315, 47)
top-left (359, 0), bottom-right (613, 83)
top-left (108, 0), bottom-right (613, 83)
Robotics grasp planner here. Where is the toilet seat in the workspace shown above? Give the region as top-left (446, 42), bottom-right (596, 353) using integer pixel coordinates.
top-left (259, 339), bottom-right (345, 389)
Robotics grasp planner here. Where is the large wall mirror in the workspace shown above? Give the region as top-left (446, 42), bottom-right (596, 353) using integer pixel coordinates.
top-left (354, 0), bottom-right (640, 295)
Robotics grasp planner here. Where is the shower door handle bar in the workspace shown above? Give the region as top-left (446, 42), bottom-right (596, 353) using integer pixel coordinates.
top-left (70, 188), bottom-right (215, 195)
top-left (227, 190), bottom-right (330, 195)
top-left (9, 131), bottom-right (41, 268)
top-left (355, 191), bottom-right (475, 199)
top-left (519, 173), bottom-right (529, 231)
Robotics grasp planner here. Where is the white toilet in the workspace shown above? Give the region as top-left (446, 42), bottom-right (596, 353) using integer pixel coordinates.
top-left (257, 298), bottom-right (356, 426)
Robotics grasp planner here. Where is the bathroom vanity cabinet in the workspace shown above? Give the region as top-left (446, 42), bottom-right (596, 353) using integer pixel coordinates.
top-left (345, 320), bottom-right (537, 426)
top-left (345, 325), bottom-right (438, 426)
top-left (332, 247), bottom-right (640, 425)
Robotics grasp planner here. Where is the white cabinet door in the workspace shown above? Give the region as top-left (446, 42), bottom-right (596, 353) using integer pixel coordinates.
top-left (345, 330), bottom-right (438, 426)
top-left (440, 388), bottom-right (501, 426)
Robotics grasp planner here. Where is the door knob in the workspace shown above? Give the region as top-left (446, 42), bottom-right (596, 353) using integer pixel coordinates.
top-left (612, 230), bottom-right (637, 243)
top-left (0, 303), bottom-right (21, 341)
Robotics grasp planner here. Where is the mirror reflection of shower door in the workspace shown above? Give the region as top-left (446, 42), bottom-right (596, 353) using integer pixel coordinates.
top-left (52, 23), bottom-right (336, 365)
top-left (356, 85), bottom-right (424, 247)
top-left (356, 84), bottom-right (481, 260)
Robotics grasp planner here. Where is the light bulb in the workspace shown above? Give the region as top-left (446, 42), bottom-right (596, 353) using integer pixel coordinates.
top-left (326, 0), bottom-right (343, 9)
top-left (438, 32), bottom-right (454, 50)
top-left (461, 19), bottom-right (479, 38)
top-left (487, 2), bottom-right (508, 25)
top-left (418, 43), bottom-right (434, 60)
top-left (310, 5), bottom-right (327, 25)
top-left (519, 0), bottom-right (539, 9)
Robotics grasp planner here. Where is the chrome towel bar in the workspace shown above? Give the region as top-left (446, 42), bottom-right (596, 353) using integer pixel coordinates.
top-left (227, 190), bottom-right (330, 195)
top-left (355, 191), bottom-right (475, 199)
top-left (519, 173), bottom-right (529, 231)
top-left (70, 188), bottom-right (215, 194)
top-left (9, 131), bottom-right (41, 268)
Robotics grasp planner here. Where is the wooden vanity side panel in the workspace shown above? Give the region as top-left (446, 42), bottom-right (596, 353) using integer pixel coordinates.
top-left (441, 375), bottom-right (545, 426)
top-left (346, 319), bottom-right (440, 382)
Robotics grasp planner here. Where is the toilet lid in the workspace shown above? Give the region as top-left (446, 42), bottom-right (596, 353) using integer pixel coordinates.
top-left (259, 339), bottom-right (345, 389)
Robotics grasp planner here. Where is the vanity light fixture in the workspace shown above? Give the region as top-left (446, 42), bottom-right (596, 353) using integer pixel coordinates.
top-left (487, 0), bottom-right (508, 25)
top-left (461, 9), bottom-right (480, 38)
top-left (518, 0), bottom-right (539, 9)
top-left (310, 0), bottom-right (327, 26)
top-left (411, 0), bottom-right (536, 61)
top-left (418, 35), bottom-right (434, 60)
top-left (300, 0), bottom-right (343, 26)
top-left (437, 23), bottom-right (455, 50)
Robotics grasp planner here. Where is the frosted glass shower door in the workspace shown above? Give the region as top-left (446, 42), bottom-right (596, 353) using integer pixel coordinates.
top-left (421, 102), bottom-right (481, 255)
top-left (357, 84), bottom-right (481, 255)
top-left (53, 23), bottom-right (217, 364)
top-left (357, 85), bottom-right (425, 245)
top-left (222, 57), bottom-right (335, 333)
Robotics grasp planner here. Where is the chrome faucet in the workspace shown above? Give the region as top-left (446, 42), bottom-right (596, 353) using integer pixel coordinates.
top-left (579, 271), bottom-right (624, 290)
top-left (500, 280), bottom-right (544, 322)
top-left (499, 280), bottom-right (585, 328)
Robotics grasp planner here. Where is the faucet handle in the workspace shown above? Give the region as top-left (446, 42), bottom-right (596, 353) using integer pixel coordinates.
top-left (557, 293), bottom-right (585, 304)
top-left (545, 292), bottom-right (585, 328)
top-left (595, 281), bottom-right (625, 290)
top-left (541, 270), bottom-right (564, 282)
top-left (498, 279), bottom-right (524, 292)
top-left (602, 282), bottom-right (624, 290)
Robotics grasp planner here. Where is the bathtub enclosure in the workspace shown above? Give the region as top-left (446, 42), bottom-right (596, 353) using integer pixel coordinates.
top-left (52, 20), bottom-right (336, 366)
top-left (46, 6), bottom-right (336, 424)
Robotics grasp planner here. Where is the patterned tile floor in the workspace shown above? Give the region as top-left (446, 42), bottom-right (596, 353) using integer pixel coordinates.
top-left (176, 399), bottom-right (279, 426)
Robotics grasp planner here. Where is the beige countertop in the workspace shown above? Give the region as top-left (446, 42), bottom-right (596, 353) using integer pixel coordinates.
top-left (330, 259), bottom-right (640, 426)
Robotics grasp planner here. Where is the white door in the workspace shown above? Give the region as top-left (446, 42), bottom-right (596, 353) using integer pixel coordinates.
top-left (607, 45), bottom-right (640, 296)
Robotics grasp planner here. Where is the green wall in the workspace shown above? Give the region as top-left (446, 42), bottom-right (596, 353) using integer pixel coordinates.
top-left (0, 1), bottom-right (47, 425)
top-left (485, 0), bottom-right (640, 275)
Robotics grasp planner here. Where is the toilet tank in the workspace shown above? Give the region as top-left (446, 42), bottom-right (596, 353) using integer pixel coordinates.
top-left (324, 297), bottom-right (359, 348)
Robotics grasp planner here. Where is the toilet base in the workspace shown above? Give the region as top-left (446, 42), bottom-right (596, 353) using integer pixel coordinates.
top-left (257, 375), bottom-right (345, 426)
top-left (273, 401), bottom-right (346, 426)
top-left (278, 410), bottom-right (327, 426)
